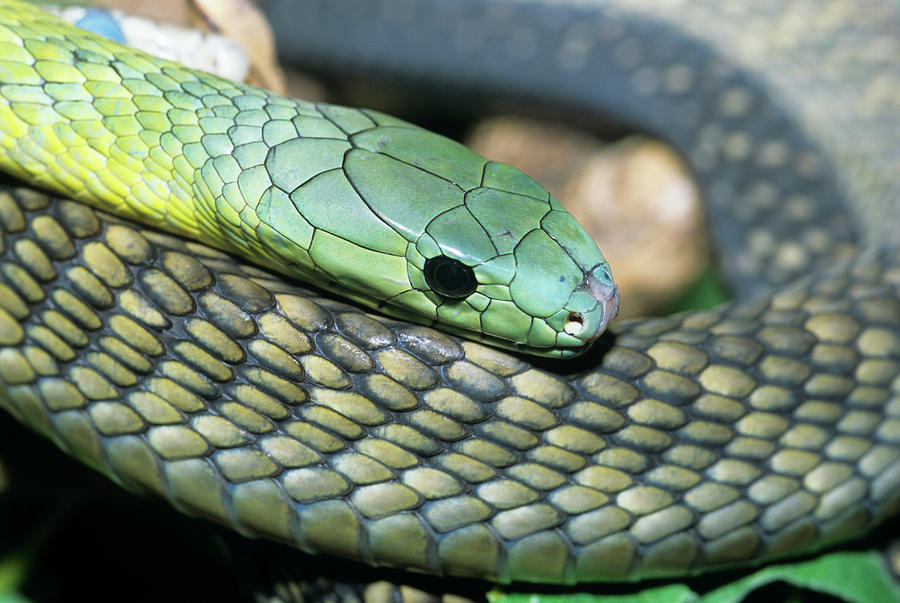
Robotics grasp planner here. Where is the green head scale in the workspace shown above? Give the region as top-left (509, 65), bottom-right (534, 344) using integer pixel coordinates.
top-left (318, 119), bottom-right (620, 357)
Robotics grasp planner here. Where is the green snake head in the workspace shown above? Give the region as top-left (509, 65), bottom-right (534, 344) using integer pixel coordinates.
top-left (0, 0), bottom-right (616, 357)
top-left (327, 118), bottom-right (619, 357)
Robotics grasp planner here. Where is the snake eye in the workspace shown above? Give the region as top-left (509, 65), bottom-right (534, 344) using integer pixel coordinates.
top-left (423, 256), bottom-right (477, 300)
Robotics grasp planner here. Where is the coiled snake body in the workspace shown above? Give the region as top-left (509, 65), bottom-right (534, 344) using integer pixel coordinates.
top-left (0, 0), bottom-right (899, 593)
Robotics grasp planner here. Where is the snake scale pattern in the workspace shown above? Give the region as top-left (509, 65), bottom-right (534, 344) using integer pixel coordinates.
top-left (0, 0), bottom-right (899, 595)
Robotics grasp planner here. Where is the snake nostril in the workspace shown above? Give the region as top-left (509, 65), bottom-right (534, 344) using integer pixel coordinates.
top-left (564, 312), bottom-right (584, 335)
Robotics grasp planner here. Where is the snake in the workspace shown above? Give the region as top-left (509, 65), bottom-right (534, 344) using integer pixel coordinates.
top-left (0, 0), bottom-right (898, 597)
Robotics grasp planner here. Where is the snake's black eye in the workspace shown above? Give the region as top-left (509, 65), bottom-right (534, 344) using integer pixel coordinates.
top-left (423, 256), bottom-right (477, 300)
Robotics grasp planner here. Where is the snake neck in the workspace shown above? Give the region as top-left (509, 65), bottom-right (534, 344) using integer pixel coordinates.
top-left (0, 2), bottom-right (316, 273)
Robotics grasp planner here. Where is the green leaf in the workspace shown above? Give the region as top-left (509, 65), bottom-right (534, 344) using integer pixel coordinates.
top-left (489, 548), bottom-right (900, 603)
top-left (0, 551), bottom-right (29, 603)
top-left (701, 550), bottom-right (899, 603)
top-left (490, 583), bottom-right (698, 603)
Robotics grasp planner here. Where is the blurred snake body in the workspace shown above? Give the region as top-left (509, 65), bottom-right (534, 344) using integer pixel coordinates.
top-left (0, 0), bottom-right (899, 588)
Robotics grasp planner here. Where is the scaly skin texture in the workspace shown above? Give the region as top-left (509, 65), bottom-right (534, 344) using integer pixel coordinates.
top-left (0, 0), bottom-right (899, 594)
top-left (0, 0), bottom-right (616, 357)
top-left (2, 180), bottom-right (899, 586)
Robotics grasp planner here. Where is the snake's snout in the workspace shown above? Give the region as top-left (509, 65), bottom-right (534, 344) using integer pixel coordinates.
top-left (564, 265), bottom-right (619, 343)
top-left (587, 271), bottom-right (619, 340)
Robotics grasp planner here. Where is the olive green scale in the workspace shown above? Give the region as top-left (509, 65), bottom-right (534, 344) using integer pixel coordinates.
top-left (0, 0), bottom-right (616, 358)
top-left (1, 184), bottom-right (898, 583)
